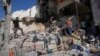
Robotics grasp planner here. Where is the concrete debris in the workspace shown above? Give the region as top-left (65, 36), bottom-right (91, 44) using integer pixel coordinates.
top-left (0, 23), bottom-right (100, 56)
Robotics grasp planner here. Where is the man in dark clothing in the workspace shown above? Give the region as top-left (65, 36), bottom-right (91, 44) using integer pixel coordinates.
top-left (13, 18), bottom-right (19, 28)
top-left (12, 17), bottom-right (24, 37)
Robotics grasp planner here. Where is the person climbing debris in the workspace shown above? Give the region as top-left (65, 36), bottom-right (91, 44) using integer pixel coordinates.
top-left (12, 17), bottom-right (24, 38)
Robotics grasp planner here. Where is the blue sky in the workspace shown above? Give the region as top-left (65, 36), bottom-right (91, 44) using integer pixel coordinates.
top-left (0, 0), bottom-right (37, 20)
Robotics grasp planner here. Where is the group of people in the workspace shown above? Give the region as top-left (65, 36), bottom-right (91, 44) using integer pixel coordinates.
top-left (9, 16), bottom-right (76, 56)
top-left (12, 16), bottom-right (74, 38)
top-left (8, 16), bottom-right (99, 56)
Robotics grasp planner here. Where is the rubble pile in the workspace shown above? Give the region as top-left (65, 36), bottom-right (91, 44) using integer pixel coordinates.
top-left (0, 22), bottom-right (100, 56)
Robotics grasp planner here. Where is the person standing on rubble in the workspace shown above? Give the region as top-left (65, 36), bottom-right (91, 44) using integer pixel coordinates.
top-left (12, 17), bottom-right (24, 37)
top-left (66, 17), bottom-right (73, 36)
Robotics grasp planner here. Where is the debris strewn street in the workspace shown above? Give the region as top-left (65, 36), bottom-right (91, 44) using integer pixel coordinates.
top-left (0, 0), bottom-right (100, 56)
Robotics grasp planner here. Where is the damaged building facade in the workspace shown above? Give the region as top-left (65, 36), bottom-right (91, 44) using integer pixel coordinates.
top-left (36, 0), bottom-right (100, 35)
